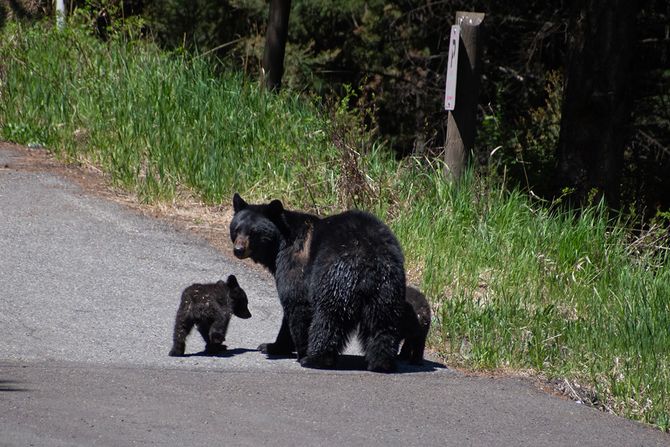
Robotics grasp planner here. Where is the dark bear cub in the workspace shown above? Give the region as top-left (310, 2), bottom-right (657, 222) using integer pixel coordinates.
top-left (169, 274), bottom-right (251, 357)
top-left (230, 193), bottom-right (406, 372)
top-left (398, 285), bottom-right (431, 365)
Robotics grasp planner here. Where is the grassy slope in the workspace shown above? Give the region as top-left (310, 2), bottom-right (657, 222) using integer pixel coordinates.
top-left (1, 21), bottom-right (668, 430)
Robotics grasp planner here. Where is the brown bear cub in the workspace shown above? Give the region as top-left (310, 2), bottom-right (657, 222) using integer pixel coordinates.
top-left (398, 285), bottom-right (431, 365)
top-left (169, 275), bottom-right (251, 357)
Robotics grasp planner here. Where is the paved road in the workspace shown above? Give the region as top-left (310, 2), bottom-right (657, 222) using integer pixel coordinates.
top-left (0, 144), bottom-right (667, 446)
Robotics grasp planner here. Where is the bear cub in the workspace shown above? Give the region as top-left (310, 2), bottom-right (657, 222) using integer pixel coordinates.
top-left (169, 274), bottom-right (251, 357)
top-left (398, 285), bottom-right (431, 365)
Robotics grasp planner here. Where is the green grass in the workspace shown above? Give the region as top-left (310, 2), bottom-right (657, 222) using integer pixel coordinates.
top-left (1, 21), bottom-right (669, 430)
top-left (0, 20), bottom-right (339, 205)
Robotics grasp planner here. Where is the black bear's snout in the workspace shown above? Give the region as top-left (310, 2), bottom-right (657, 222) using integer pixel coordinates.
top-left (233, 245), bottom-right (247, 259)
top-left (232, 235), bottom-right (250, 259)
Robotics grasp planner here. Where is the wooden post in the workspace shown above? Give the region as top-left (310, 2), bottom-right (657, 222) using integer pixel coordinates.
top-left (444, 11), bottom-right (484, 181)
top-left (262, 0), bottom-right (291, 92)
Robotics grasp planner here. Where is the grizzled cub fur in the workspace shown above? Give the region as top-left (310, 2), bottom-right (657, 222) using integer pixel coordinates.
top-left (398, 285), bottom-right (431, 365)
top-left (169, 275), bottom-right (251, 357)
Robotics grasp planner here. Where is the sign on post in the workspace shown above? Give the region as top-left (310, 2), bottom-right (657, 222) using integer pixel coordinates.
top-left (444, 25), bottom-right (460, 111)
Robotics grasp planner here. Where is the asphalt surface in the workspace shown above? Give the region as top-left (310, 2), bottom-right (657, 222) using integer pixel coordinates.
top-left (0, 143), bottom-right (668, 446)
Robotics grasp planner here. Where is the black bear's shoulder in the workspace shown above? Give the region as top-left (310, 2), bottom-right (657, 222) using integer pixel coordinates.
top-left (310, 209), bottom-right (402, 257)
top-left (318, 209), bottom-right (383, 229)
top-left (268, 205), bottom-right (403, 274)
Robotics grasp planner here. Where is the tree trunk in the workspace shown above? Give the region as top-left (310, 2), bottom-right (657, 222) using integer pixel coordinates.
top-left (555, 0), bottom-right (637, 209)
top-left (262, 0), bottom-right (291, 92)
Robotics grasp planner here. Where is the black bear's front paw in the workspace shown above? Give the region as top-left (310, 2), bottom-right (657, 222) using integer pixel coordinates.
top-left (168, 347), bottom-right (185, 357)
top-left (258, 342), bottom-right (294, 356)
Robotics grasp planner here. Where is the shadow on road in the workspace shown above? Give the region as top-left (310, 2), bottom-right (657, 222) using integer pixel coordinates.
top-left (0, 379), bottom-right (28, 392)
top-left (262, 353), bottom-right (446, 374)
top-left (335, 354), bottom-right (446, 374)
top-left (180, 347), bottom-right (256, 358)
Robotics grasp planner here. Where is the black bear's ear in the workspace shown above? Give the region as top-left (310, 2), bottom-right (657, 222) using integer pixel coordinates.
top-left (267, 199), bottom-right (290, 238)
top-left (233, 193), bottom-right (247, 212)
top-left (226, 274), bottom-right (239, 288)
top-left (268, 199), bottom-right (284, 217)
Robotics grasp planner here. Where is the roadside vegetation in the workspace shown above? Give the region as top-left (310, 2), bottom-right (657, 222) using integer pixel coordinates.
top-left (1, 21), bottom-right (668, 430)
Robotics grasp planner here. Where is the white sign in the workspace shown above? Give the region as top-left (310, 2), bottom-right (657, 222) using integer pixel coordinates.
top-left (444, 25), bottom-right (460, 111)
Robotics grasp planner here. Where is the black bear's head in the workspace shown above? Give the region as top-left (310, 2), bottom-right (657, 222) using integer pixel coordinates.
top-left (226, 274), bottom-right (251, 319)
top-left (229, 193), bottom-right (284, 273)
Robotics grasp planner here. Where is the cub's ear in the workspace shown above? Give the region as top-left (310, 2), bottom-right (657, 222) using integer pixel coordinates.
top-left (233, 193), bottom-right (247, 212)
top-left (226, 274), bottom-right (239, 289)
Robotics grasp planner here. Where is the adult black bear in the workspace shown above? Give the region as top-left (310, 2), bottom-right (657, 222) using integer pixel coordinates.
top-left (169, 274), bottom-right (251, 356)
top-left (398, 285), bottom-right (431, 365)
top-left (229, 194), bottom-right (406, 372)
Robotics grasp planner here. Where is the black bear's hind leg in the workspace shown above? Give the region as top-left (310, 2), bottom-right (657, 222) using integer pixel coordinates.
top-left (359, 312), bottom-right (399, 373)
top-left (194, 323), bottom-right (215, 354)
top-left (207, 316), bottom-right (230, 347)
top-left (169, 316), bottom-right (194, 357)
top-left (301, 307), bottom-right (348, 369)
top-left (361, 331), bottom-right (398, 372)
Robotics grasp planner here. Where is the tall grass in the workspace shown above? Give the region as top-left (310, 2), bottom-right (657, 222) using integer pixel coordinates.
top-left (390, 170), bottom-right (669, 427)
top-left (1, 21), bottom-right (668, 430)
top-left (0, 20), bottom-right (338, 204)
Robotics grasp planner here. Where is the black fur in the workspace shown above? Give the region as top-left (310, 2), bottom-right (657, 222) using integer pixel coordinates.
top-left (398, 285), bottom-right (431, 365)
top-left (169, 274), bottom-right (251, 356)
top-left (230, 193), bottom-right (406, 372)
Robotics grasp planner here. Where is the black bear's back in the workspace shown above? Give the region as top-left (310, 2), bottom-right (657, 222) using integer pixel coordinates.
top-left (312, 210), bottom-right (403, 261)
top-left (308, 210), bottom-right (405, 311)
top-left (183, 282), bottom-right (231, 309)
